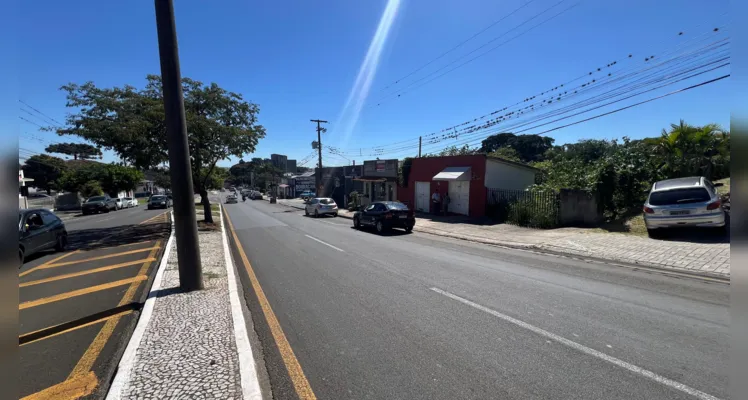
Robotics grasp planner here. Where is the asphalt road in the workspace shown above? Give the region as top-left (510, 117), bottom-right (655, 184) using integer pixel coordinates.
top-left (19, 205), bottom-right (172, 400)
top-left (224, 197), bottom-right (730, 400)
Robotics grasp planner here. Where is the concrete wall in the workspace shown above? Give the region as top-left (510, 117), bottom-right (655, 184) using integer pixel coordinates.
top-left (484, 159), bottom-right (537, 190)
top-left (559, 189), bottom-right (601, 227)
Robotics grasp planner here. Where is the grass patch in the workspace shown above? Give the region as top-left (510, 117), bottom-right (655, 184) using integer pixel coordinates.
top-left (194, 202), bottom-right (221, 212)
top-left (715, 177), bottom-right (730, 195)
top-left (587, 209), bottom-right (648, 236)
top-left (197, 220), bottom-right (221, 231)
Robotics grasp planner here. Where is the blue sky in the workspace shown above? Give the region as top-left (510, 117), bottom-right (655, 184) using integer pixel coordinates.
top-left (10, 0), bottom-right (730, 169)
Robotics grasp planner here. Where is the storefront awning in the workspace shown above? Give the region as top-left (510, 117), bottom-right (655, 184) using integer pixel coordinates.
top-left (433, 166), bottom-right (471, 181)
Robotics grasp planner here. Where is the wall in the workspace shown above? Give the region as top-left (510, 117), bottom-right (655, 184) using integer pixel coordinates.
top-left (559, 189), bottom-right (602, 227)
top-left (400, 155), bottom-right (487, 217)
top-left (484, 159), bottom-right (537, 190)
top-left (363, 159), bottom-right (398, 178)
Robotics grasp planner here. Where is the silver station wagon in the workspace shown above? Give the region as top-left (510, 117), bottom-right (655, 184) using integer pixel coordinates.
top-left (643, 176), bottom-right (726, 237)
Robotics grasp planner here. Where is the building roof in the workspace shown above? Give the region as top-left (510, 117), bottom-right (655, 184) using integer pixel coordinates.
top-left (485, 156), bottom-right (541, 172)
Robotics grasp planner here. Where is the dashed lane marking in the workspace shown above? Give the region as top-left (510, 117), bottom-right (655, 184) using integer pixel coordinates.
top-left (31, 246), bottom-right (160, 270)
top-left (19, 258), bottom-right (156, 288)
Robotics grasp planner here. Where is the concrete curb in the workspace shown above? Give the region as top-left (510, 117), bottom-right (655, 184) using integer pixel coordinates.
top-left (271, 200), bottom-right (729, 282)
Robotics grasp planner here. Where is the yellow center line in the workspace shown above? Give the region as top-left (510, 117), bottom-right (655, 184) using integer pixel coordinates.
top-left (19, 275), bottom-right (148, 310)
top-left (37, 245), bottom-right (160, 269)
top-left (20, 258), bottom-right (156, 288)
top-left (223, 207), bottom-right (317, 400)
top-left (21, 371), bottom-right (98, 400)
top-left (19, 250), bottom-right (81, 278)
top-left (68, 243), bottom-right (161, 378)
top-left (20, 309), bottom-right (134, 347)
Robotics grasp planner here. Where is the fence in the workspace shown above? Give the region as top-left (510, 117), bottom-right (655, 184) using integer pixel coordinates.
top-left (486, 187), bottom-right (560, 228)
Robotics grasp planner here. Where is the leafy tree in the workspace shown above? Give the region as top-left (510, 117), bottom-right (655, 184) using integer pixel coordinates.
top-left (21, 154), bottom-right (68, 194)
top-left (59, 163), bottom-right (143, 197)
top-left (428, 144), bottom-right (475, 157)
top-left (80, 181), bottom-right (104, 198)
top-left (479, 133), bottom-right (554, 162)
top-left (488, 147), bottom-right (522, 163)
top-left (52, 75), bottom-right (266, 223)
top-left (480, 133), bottom-right (516, 153)
top-left (45, 142), bottom-right (102, 160)
top-left (649, 120), bottom-right (729, 180)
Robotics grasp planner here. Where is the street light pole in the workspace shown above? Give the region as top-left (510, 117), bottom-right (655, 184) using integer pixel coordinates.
top-left (154, 0), bottom-right (203, 291)
top-left (310, 119), bottom-right (328, 196)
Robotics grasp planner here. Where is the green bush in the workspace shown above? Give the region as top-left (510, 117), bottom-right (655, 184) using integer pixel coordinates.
top-left (80, 180), bottom-right (104, 198)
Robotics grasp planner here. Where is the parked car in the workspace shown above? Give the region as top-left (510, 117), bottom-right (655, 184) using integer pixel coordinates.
top-left (115, 197), bottom-right (128, 209)
top-left (125, 197), bottom-right (139, 207)
top-left (82, 195), bottom-right (118, 215)
top-left (147, 195), bottom-right (172, 210)
top-left (251, 191), bottom-right (262, 200)
top-left (643, 176), bottom-right (726, 237)
top-left (226, 194), bottom-right (238, 204)
top-left (19, 208), bottom-right (68, 265)
top-left (305, 197), bottom-right (338, 217)
top-left (300, 191), bottom-right (316, 201)
top-left (353, 201), bottom-right (415, 234)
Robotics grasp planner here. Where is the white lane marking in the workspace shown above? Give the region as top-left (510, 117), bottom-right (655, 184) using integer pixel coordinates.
top-left (430, 287), bottom-right (722, 400)
top-left (220, 204), bottom-right (263, 399)
top-left (305, 234), bottom-right (345, 252)
top-left (106, 211), bottom-right (176, 400)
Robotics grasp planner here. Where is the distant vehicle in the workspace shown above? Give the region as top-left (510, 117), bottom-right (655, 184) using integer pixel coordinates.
top-left (125, 197), bottom-right (138, 207)
top-left (305, 197), bottom-right (338, 218)
top-left (19, 208), bottom-right (68, 265)
top-left (114, 198), bottom-right (128, 209)
top-left (251, 191), bottom-right (262, 200)
top-left (82, 195), bottom-right (118, 215)
top-left (226, 194), bottom-right (238, 204)
top-left (300, 191), bottom-right (316, 201)
top-left (353, 201), bottom-right (415, 234)
top-left (643, 176), bottom-right (726, 237)
top-left (147, 195), bottom-right (172, 210)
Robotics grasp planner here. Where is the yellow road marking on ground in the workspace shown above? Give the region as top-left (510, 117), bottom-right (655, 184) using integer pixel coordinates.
top-left (19, 275), bottom-right (148, 310)
top-left (68, 243), bottom-right (160, 378)
top-left (19, 251), bottom-right (81, 278)
top-left (19, 258), bottom-right (156, 288)
top-left (21, 371), bottom-right (98, 400)
top-left (20, 309), bottom-right (134, 347)
top-left (140, 211), bottom-right (169, 225)
top-left (37, 245), bottom-right (160, 269)
top-left (223, 208), bottom-right (317, 400)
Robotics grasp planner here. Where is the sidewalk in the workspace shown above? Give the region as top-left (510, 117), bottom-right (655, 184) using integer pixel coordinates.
top-left (106, 207), bottom-right (264, 399)
top-left (272, 198), bottom-right (730, 280)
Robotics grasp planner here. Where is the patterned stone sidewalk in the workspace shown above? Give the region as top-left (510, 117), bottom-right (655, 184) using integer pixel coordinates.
top-left (107, 215), bottom-right (251, 399)
top-left (274, 198), bottom-right (730, 279)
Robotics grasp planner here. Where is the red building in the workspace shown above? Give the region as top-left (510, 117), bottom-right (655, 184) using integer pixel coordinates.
top-left (398, 154), bottom-right (539, 217)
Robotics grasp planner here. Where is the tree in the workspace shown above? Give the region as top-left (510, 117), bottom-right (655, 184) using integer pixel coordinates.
top-left (428, 144), bottom-right (475, 157)
top-left (58, 162), bottom-right (143, 197)
top-left (479, 133), bottom-right (554, 162)
top-left (487, 147), bottom-right (522, 163)
top-left (650, 120), bottom-right (729, 180)
top-left (45, 142), bottom-right (102, 160)
top-left (80, 181), bottom-right (104, 198)
top-left (480, 132), bottom-right (516, 153)
top-left (52, 75), bottom-right (266, 223)
top-left (21, 154), bottom-right (68, 194)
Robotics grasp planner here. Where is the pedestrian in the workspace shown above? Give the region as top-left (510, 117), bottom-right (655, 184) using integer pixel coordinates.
top-left (431, 188), bottom-right (441, 215)
top-left (442, 192), bottom-right (450, 216)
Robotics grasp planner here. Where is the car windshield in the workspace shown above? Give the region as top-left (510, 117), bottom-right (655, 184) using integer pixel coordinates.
top-left (87, 196), bottom-right (106, 202)
top-left (386, 202), bottom-right (408, 210)
top-left (319, 198), bottom-right (335, 205)
top-left (151, 196), bottom-right (166, 201)
top-left (649, 188), bottom-right (711, 206)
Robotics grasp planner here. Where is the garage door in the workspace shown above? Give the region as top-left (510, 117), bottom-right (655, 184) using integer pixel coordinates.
top-left (448, 181), bottom-right (470, 216)
top-left (415, 181), bottom-right (430, 212)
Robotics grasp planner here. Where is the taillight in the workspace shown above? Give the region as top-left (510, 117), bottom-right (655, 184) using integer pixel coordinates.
top-left (706, 200), bottom-right (721, 210)
top-left (643, 206), bottom-right (654, 214)
top-left (385, 212), bottom-right (392, 219)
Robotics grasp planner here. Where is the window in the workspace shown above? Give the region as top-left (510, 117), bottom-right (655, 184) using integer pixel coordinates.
top-left (386, 202), bottom-right (408, 210)
top-left (26, 213), bottom-right (44, 228)
top-left (649, 188), bottom-right (711, 206)
top-left (319, 198), bottom-right (335, 205)
top-left (374, 203), bottom-right (387, 212)
top-left (40, 211), bottom-right (59, 225)
top-left (87, 196), bottom-right (106, 202)
top-left (365, 204), bottom-right (376, 211)
top-left (310, 199), bottom-right (318, 204)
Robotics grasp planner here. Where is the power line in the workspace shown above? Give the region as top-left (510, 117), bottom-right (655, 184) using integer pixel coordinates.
top-left (19, 100), bottom-right (64, 126)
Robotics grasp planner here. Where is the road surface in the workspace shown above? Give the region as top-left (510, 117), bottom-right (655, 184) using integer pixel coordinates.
top-left (19, 205), bottom-right (172, 399)
top-left (224, 197), bottom-right (729, 400)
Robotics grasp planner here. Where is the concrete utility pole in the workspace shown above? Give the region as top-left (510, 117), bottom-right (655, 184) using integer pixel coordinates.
top-left (154, 0), bottom-right (203, 291)
top-left (310, 119), bottom-right (328, 196)
top-left (418, 136), bottom-right (422, 158)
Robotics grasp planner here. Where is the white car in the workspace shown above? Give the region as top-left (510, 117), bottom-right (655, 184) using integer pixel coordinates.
top-left (115, 198), bottom-right (127, 209)
top-left (125, 197), bottom-right (138, 207)
top-left (305, 197), bottom-right (338, 217)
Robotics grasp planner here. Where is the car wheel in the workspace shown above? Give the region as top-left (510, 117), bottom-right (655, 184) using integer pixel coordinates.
top-left (333, 213), bottom-right (338, 217)
top-left (55, 234), bottom-right (67, 252)
top-left (647, 228), bottom-right (660, 239)
top-left (314, 210), bottom-right (319, 218)
top-left (19, 249), bottom-right (24, 266)
top-left (105, 208), bottom-right (111, 213)
top-left (376, 221), bottom-right (385, 234)
top-left (405, 225), bottom-right (413, 233)
top-left (354, 217), bottom-right (361, 229)
top-left (305, 208), bottom-right (309, 216)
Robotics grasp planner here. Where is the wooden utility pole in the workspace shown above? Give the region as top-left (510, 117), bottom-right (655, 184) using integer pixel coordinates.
top-left (418, 136), bottom-right (422, 158)
top-left (310, 119), bottom-right (328, 196)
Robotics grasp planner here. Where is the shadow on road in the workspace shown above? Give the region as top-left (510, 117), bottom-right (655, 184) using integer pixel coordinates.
top-left (349, 226), bottom-right (412, 236)
top-left (67, 222), bottom-right (171, 252)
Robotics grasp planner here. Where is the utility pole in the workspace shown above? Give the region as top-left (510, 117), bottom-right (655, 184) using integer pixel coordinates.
top-left (154, 0), bottom-right (203, 291)
top-left (418, 136), bottom-right (422, 158)
top-left (310, 119), bottom-right (328, 196)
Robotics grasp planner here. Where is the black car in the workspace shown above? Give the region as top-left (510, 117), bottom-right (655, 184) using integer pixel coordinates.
top-left (19, 209), bottom-right (68, 265)
top-left (82, 195), bottom-right (118, 215)
top-left (147, 195), bottom-right (172, 209)
top-left (353, 201), bottom-right (415, 234)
